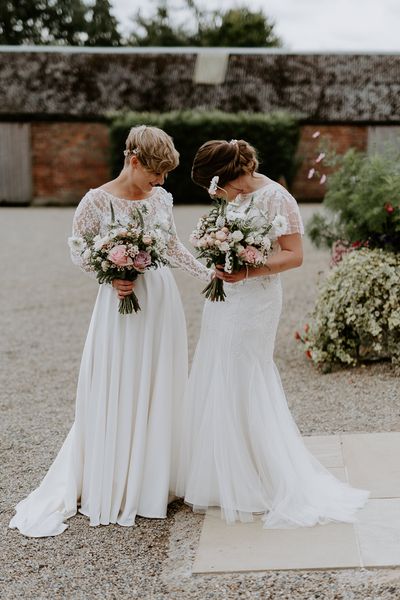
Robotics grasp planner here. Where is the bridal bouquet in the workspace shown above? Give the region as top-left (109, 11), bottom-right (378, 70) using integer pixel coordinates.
top-left (69, 202), bottom-right (169, 314)
top-left (190, 198), bottom-right (287, 301)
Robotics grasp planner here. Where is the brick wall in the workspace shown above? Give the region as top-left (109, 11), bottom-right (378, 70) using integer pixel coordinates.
top-left (28, 121), bottom-right (377, 204)
top-left (31, 122), bottom-right (110, 205)
top-left (291, 125), bottom-right (368, 200)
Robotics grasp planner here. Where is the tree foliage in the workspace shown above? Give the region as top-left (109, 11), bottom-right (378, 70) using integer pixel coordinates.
top-left (129, 1), bottom-right (282, 47)
top-left (194, 7), bottom-right (282, 48)
top-left (0, 0), bottom-right (120, 46)
top-left (86, 0), bottom-right (121, 46)
top-left (128, 3), bottom-right (190, 47)
top-left (0, 0), bottom-right (282, 47)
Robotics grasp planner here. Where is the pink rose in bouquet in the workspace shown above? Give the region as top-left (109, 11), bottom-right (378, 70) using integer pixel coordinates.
top-left (133, 251), bottom-right (152, 271)
top-left (108, 245), bottom-right (133, 266)
top-left (190, 198), bottom-right (283, 301)
top-left (238, 245), bottom-right (264, 265)
top-left (71, 200), bottom-right (169, 314)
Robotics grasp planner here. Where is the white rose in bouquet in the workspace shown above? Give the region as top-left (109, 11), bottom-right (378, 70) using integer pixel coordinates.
top-left (216, 215), bottom-right (226, 228)
top-left (68, 236), bottom-right (83, 250)
top-left (262, 236), bottom-right (272, 251)
top-left (142, 234), bottom-right (153, 245)
top-left (231, 230), bottom-right (244, 242)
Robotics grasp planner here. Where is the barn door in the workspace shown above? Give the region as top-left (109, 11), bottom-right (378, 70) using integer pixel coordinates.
top-left (0, 123), bottom-right (32, 204)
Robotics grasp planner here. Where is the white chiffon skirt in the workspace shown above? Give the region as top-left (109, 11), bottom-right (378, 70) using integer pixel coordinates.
top-left (176, 274), bottom-right (370, 528)
top-left (10, 267), bottom-right (187, 537)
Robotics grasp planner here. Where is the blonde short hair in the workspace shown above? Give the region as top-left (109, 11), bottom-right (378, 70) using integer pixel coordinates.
top-left (124, 125), bottom-right (179, 174)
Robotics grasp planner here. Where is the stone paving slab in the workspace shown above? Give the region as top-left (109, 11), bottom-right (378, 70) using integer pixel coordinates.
top-left (342, 432), bottom-right (400, 498)
top-left (193, 432), bottom-right (400, 573)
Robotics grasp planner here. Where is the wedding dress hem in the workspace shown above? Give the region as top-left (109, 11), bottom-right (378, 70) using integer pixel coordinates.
top-left (183, 490), bottom-right (370, 529)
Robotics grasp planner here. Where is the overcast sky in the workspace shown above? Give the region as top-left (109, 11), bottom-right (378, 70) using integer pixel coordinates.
top-left (111, 0), bottom-right (400, 51)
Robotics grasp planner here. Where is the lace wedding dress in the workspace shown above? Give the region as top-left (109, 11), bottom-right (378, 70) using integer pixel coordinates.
top-left (9, 186), bottom-right (211, 537)
top-left (176, 182), bottom-right (370, 528)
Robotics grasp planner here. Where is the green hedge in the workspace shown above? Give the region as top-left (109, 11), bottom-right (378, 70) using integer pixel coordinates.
top-left (109, 110), bottom-right (300, 204)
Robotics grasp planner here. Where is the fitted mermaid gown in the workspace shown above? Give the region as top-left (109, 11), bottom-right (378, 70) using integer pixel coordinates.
top-left (9, 186), bottom-right (211, 537)
top-left (176, 182), bottom-right (370, 528)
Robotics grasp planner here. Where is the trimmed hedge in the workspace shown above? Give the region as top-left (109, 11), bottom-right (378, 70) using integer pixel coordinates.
top-left (109, 110), bottom-right (300, 204)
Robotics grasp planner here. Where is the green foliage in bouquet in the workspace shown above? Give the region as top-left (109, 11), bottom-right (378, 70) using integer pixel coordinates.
top-left (109, 110), bottom-right (299, 204)
top-left (297, 249), bottom-right (400, 371)
top-left (307, 148), bottom-right (400, 252)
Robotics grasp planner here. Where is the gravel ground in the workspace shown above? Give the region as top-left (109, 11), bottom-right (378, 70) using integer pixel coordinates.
top-left (1, 204), bottom-right (399, 600)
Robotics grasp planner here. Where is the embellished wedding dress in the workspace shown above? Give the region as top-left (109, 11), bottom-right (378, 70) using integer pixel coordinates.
top-left (9, 186), bottom-right (211, 537)
top-left (176, 181), bottom-right (370, 528)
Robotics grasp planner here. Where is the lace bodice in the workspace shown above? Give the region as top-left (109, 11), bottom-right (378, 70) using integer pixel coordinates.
top-left (70, 186), bottom-right (212, 282)
top-left (221, 181), bottom-right (304, 291)
top-left (229, 181), bottom-right (304, 247)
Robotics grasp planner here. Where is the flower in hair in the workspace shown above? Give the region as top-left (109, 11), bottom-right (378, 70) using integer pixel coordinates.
top-left (208, 175), bottom-right (220, 196)
top-left (123, 148), bottom-right (139, 157)
top-left (229, 139), bottom-right (238, 145)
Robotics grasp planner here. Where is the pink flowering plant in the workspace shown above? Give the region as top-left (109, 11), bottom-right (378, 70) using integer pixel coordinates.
top-left (190, 198), bottom-right (287, 301)
top-left (69, 201), bottom-right (169, 314)
top-left (306, 134), bottom-right (400, 257)
top-left (295, 132), bottom-right (400, 371)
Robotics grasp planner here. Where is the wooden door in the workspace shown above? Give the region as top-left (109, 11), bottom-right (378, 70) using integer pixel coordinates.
top-left (0, 123), bottom-right (32, 204)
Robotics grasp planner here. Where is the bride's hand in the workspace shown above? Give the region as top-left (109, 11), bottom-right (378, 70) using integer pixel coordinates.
top-left (112, 279), bottom-right (135, 299)
top-left (214, 265), bottom-right (247, 283)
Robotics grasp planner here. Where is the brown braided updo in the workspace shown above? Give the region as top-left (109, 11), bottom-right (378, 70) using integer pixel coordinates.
top-left (191, 139), bottom-right (259, 190)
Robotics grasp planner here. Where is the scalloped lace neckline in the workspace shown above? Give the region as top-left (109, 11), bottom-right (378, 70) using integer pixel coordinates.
top-left (93, 187), bottom-right (159, 203)
top-left (231, 180), bottom-right (277, 206)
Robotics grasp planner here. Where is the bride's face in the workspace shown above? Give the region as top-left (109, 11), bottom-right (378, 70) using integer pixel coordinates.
top-left (220, 174), bottom-right (252, 201)
top-left (130, 157), bottom-right (166, 193)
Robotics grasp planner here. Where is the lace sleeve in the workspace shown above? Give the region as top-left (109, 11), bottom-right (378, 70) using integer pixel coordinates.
top-left (264, 184), bottom-right (304, 236)
top-left (69, 191), bottom-right (101, 278)
top-left (162, 192), bottom-right (213, 283)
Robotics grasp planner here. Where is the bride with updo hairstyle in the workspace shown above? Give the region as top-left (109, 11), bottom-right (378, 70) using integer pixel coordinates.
top-left (176, 138), bottom-right (369, 528)
top-left (191, 139), bottom-right (259, 190)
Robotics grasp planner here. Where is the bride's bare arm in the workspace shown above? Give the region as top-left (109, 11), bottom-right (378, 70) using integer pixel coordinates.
top-left (216, 234), bottom-right (303, 282)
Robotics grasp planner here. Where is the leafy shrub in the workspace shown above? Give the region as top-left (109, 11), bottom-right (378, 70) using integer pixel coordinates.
top-left (307, 148), bottom-right (400, 253)
top-left (109, 110), bottom-right (300, 203)
top-left (297, 248), bottom-right (400, 371)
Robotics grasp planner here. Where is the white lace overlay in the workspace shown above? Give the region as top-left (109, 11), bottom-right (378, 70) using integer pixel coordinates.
top-left (229, 180), bottom-right (305, 239)
top-left (70, 187), bottom-right (212, 283)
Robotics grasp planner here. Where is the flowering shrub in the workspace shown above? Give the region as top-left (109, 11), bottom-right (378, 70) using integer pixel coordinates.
top-left (296, 248), bottom-right (400, 370)
top-left (307, 147), bottom-right (400, 254)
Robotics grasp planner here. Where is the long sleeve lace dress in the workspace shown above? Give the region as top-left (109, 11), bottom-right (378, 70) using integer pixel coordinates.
top-left (10, 186), bottom-right (211, 537)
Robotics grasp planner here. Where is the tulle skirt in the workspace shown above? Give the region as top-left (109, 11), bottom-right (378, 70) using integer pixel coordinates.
top-left (10, 267), bottom-right (187, 537)
top-left (176, 274), bottom-right (369, 528)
